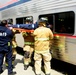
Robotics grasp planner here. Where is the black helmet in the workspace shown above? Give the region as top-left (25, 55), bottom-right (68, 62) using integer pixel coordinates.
top-left (1, 20), bottom-right (7, 26)
top-left (37, 18), bottom-right (48, 26)
top-left (38, 17), bottom-right (48, 23)
top-left (7, 19), bottom-right (13, 24)
top-left (26, 17), bottom-right (33, 23)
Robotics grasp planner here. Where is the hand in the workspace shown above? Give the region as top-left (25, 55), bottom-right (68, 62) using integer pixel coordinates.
top-left (15, 30), bottom-right (20, 33)
top-left (8, 27), bottom-right (13, 30)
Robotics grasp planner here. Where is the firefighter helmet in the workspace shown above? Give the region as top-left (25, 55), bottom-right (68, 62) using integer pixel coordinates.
top-left (38, 17), bottom-right (48, 26)
top-left (7, 19), bottom-right (13, 24)
top-left (26, 17), bottom-right (33, 23)
top-left (38, 17), bottom-right (48, 23)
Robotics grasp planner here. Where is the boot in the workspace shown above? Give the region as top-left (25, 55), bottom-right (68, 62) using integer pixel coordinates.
top-left (24, 65), bottom-right (29, 70)
top-left (12, 65), bottom-right (15, 68)
top-left (8, 71), bottom-right (16, 75)
top-left (0, 69), bottom-right (3, 74)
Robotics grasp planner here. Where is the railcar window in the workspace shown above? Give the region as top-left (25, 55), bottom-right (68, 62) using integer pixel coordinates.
top-left (16, 18), bottom-right (23, 24)
top-left (39, 11), bottom-right (75, 34)
top-left (16, 16), bottom-right (33, 24)
top-left (55, 11), bottom-right (75, 34)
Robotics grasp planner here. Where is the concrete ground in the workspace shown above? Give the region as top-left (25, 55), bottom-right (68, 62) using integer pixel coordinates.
top-left (1, 54), bottom-right (64, 75)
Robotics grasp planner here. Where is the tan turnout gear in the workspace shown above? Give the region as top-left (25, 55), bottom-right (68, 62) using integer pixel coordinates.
top-left (12, 35), bottom-right (17, 66)
top-left (5, 26), bottom-right (20, 67)
top-left (22, 32), bottom-right (34, 66)
top-left (5, 34), bottom-right (17, 67)
top-left (33, 25), bottom-right (53, 75)
top-left (22, 17), bottom-right (34, 70)
top-left (12, 35), bottom-right (17, 55)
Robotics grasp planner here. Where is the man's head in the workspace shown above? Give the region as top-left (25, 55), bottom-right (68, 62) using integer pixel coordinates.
top-left (1, 20), bottom-right (8, 26)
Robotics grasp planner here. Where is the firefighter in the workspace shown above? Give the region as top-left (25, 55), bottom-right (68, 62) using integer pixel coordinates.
top-left (11, 35), bottom-right (17, 66)
top-left (5, 36), bottom-right (17, 68)
top-left (5, 20), bottom-right (18, 68)
top-left (22, 17), bottom-right (34, 70)
top-left (33, 18), bottom-right (53, 75)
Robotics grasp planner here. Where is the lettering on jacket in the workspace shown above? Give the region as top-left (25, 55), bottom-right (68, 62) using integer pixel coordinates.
top-left (0, 32), bottom-right (7, 36)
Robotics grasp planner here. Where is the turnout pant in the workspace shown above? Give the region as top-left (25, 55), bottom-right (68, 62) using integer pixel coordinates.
top-left (12, 48), bottom-right (17, 62)
top-left (34, 50), bottom-right (52, 74)
top-left (5, 48), bottom-right (17, 66)
top-left (23, 45), bottom-right (34, 65)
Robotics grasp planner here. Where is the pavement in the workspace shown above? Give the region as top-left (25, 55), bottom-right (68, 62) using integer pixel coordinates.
top-left (1, 54), bottom-right (64, 75)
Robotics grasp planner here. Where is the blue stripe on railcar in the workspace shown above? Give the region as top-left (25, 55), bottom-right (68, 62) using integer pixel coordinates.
top-left (0, 0), bottom-right (31, 11)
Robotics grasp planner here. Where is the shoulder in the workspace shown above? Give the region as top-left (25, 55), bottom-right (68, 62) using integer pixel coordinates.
top-left (45, 27), bottom-right (53, 33)
top-left (34, 27), bottom-right (39, 31)
top-left (45, 27), bottom-right (50, 30)
top-left (6, 28), bottom-right (12, 33)
top-left (47, 27), bottom-right (51, 30)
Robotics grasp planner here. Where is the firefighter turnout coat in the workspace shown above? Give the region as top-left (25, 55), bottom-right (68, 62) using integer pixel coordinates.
top-left (33, 26), bottom-right (53, 52)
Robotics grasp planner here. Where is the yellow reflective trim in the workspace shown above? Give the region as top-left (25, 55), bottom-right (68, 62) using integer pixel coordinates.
top-left (12, 45), bottom-right (17, 48)
top-left (5, 63), bottom-right (8, 66)
top-left (5, 62), bottom-right (14, 66)
top-left (35, 38), bottom-right (49, 41)
top-left (12, 29), bottom-right (15, 32)
top-left (35, 50), bottom-right (49, 53)
top-left (8, 42), bottom-right (10, 46)
top-left (22, 32), bottom-right (28, 36)
top-left (24, 42), bottom-right (34, 45)
top-left (59, 44), bottom-right (64, 48)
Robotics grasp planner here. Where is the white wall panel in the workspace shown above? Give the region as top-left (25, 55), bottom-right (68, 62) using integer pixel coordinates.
top-left (1, 0), bottom-right (76, 19)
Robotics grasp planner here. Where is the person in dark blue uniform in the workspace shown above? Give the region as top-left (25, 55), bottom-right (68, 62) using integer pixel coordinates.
top-left (0, 20), bottom-right (16, 75)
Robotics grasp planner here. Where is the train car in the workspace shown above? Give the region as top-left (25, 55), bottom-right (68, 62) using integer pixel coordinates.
top-left (0, 0), bottom-right (76, 66)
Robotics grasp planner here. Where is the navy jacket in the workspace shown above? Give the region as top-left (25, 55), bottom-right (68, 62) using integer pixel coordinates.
top-left (0, 26), bottom-right (13, 52)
